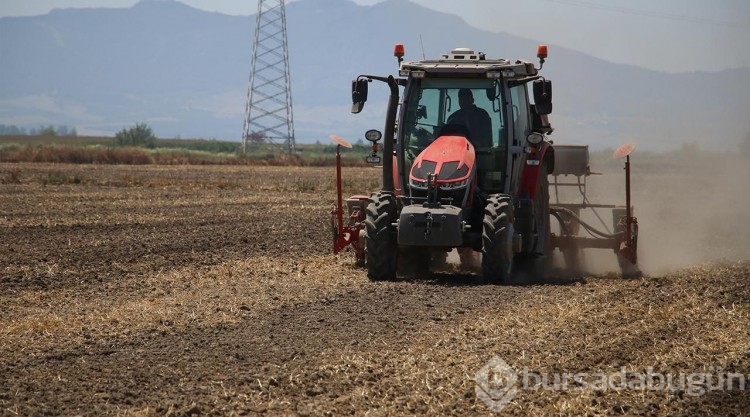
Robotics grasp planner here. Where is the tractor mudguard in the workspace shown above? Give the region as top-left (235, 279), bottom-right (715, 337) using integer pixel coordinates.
top-left (518, 142), bottom-right (554, 200)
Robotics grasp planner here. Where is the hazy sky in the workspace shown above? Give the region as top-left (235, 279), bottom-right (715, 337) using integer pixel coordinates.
top-left (1, 0), bottom-right (749, 73)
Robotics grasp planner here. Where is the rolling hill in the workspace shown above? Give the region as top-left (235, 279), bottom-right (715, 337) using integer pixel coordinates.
top-left (1, 0), bottom-right (748, 150)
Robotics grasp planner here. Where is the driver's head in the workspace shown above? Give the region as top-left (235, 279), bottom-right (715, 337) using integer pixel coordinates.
top-left (458, 88), bottom-right (474, 109)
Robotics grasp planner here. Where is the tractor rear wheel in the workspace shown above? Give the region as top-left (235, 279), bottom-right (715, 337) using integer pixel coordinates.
top-left (481, 194), bottom-right (514, 284)
top-left (364, 192), bottom-right (398, 281)
top-left (530, 162), bottom-right (552, 278)
top-left (514, 162), bottom-right (551, 282)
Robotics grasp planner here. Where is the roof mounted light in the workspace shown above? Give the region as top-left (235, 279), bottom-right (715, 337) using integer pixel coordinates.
top-left (410, 70), bottom-right (425, 79)
top-left (537, 45), bottom-right (548, 60)
top-left (536, 44), bottom-right (548, 70)
top-left (394, 43), bottom-right (405, 64)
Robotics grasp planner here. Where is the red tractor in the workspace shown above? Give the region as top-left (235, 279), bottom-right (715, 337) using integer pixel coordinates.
top-left (332, 45), bottom-right (639, 283)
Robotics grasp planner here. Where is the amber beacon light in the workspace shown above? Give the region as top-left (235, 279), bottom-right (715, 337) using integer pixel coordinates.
top-left (394, 43), bottom-right (405, 63)
top-left (537, 44), bottom-right (548, 59)
top-left (536, 44), bottom-right (548, 70)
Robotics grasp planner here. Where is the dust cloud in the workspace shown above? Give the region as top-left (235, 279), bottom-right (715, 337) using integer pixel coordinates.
top-left (561, 150), bottom-right (750, 276)
top-left (427, 149), bottom-right (749, 277)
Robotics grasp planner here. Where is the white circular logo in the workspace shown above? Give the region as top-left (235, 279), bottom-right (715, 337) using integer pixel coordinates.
top-left (475, 356), bottom-right (519, 412)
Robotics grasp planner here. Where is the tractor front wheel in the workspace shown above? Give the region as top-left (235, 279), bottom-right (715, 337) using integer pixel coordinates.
top-left (481, 194), bottom-right (515, 284)
top-left (364, 192), bottom-right (398, 281)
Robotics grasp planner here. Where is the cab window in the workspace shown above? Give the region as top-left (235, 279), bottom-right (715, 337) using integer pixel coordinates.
top-left (509, 85), bottom-right (530, 146)
top-left (402, 78), bottom-right (504, 153)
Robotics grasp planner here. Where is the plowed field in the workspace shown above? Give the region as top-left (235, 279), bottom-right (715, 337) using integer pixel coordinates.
top-left (1, 159), bottom-right (749, 416)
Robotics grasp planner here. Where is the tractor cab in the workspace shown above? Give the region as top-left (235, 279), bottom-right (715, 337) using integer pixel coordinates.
top-left (393, 47), bottom-right (555, 249)
top-left (354, 46), bottom-right (554, 198)
top-left (401, 79), bottom-right (503, 199)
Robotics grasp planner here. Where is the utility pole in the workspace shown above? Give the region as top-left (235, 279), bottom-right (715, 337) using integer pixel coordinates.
top-left (242, 0), bottom-right (295, 154)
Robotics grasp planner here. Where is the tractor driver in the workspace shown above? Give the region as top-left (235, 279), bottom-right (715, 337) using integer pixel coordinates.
top-left (447, 88), bottom-right (493, 148)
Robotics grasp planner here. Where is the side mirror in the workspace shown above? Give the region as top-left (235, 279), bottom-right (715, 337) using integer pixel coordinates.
top-left (533, 79), bottom-right (552, 115)
top-left (530, 104), bottom-right (555, 135)
top-left (351, 79), bottom-right (369, 114)
top-left (487, 81), bottom-right (501, 112)
top-left (485, 83), bottom-right (499, 101)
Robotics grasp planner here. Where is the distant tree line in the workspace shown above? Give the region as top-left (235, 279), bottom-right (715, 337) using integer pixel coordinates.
top-left (0, 124), bottom-right (77, 136)
top-left (115, 123), bottom-right (156, 148)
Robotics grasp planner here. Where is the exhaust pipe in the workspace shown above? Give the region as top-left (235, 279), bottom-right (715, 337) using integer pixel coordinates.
top-left (381, 75), bottom-right (399, 194)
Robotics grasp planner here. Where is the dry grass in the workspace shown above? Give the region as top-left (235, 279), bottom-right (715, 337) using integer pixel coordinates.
top-left (0, 255), bottom-right (361, 354)
top-left (212, 263), bottom-right (749, 416)
top-left (1, 162), bottom-right (748, 416)
top-left (0, 141), bottom-right (372, 166)
top-left (0, 163), bottom-right (379, 191)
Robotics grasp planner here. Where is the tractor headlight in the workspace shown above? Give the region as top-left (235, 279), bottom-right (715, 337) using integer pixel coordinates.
top-left (409, 178), bottom-right (427, 189)
top-left (526, 132), bottom-right (544, 145)
top-left (440, 179), bottom-right (469, 190)
top-left (365, 129), bottom-right (382, 142)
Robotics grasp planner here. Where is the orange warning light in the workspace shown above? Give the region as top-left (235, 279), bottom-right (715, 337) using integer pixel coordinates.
top-left (537, 44), bottom-right (548, 60)
top-left (394, 44), bottom-right (405, 59)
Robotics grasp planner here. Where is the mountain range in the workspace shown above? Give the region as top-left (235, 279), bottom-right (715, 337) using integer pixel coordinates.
top-left (1, 0), bottom-right (749, 150)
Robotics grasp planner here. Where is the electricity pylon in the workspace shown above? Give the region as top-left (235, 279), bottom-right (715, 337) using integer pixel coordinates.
top-left (242, 0), bottom-right (295, 154)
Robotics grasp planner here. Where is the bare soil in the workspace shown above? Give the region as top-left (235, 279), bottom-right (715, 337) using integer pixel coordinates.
top-left (1, 161), bottom-right (748, 416)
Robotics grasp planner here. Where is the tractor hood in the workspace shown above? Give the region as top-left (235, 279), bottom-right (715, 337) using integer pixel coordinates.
top-left (409, 135), bottom-right (476, 189)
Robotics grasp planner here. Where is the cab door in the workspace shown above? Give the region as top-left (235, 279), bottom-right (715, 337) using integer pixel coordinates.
top-left (507, 84), bottom-right (531, 194)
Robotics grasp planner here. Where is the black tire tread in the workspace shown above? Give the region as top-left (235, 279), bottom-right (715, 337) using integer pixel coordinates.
top-left (364, 192), bottom-right (397, 281)
top-left (481, 194), bottom-right (514, 284)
